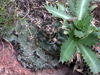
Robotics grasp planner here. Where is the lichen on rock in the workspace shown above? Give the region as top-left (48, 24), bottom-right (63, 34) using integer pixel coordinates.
top-left (3, 19), bottom-right (59, 71)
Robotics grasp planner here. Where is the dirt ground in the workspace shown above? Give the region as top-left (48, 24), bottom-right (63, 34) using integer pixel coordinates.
top-left (92, 4), bottom-right (100, 27)
top-left (0, 41), bottom-right (82, 75)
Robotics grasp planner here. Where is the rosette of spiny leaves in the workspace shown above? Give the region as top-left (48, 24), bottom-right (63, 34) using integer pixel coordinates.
top-left (45, 0), bottom-right (100, 74)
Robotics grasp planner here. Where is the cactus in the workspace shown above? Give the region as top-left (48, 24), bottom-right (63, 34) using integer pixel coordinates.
top-left (37, 21), bottom-right (68, 56)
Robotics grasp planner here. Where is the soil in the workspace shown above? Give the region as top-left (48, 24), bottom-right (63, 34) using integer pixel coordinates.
top-left (0, 41), bottom-right (82, 75)
top-left (92, 4), bottom-right (100, 27)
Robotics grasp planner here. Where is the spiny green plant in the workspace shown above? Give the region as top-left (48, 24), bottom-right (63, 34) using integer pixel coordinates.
top-left (45, 0), bottom-right (100, 74)
top-left (37, 21), bottom-right (68, 56)
top-left (0, 0), bottom-right (17, 35)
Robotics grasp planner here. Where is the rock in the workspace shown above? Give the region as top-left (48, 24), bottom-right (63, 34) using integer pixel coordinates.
top-left (0, 41), bottom-right (82, 75)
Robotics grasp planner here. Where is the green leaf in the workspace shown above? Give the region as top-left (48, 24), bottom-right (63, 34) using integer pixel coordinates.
top-left (79, 34), bottom-right (99, 46)
top-left (74, 15), bottom-right (92, 30)
top-left (77, 44), bottom-right (100, 74)
top-left (74, 29), bottom-right (87, 38)
top-left (45, 4), bottom-right (72, 20)
top-left (74, 27), bottom-right (93, 38)
top-left (98, 27), bottom-right (100, 31)
top-left (75, 0), bottom-right (91, 20)
top-left (89, 4), bottom-right (98, 12)
top-left (56, 2), bottom-right (66, 12)
top-left (62, 20), bottom-right (69, 28)
top-left (93, 32), bottom-right (100, 39)
top-left (73, 19), bottom-right (78, 26)
top-left (64, 30), bottom-right (70, 34)
top-left (67, 0), bottom-right (75, 16)
top-left (59, 35), bottom-right (76, 63)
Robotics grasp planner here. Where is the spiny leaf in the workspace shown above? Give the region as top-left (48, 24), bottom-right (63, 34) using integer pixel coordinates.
top-left (62, 20), bottom-right (69, 28)
top-left (89, 4), bottom-right (98, 12)
top-left (45, 4), bottom-right (72, 20)
top-left (74, 29), bottom-right (87, 38)
top-left (74, 15), bottom-right (92, 30)
top-left (67, 0), bottom-right (76, 16)
top-left (56, 2), bottom-right (66, 12)
top-left (59, 34), bottom-right (76, 63)
top-left (75, 0), bottom-right (91, 20)
top-left (98, 27), bottom-right (100, 32)
top-left (93, 32), bottom-right (100, 39)
top-left (77, 44), bottom-right (100, 74)
top-left (74, 27), bottom-right (93, 38)
top-left (73, 19), bottom-right (78, 26)
top-left (79, 34), bottom-right (99, 46)
top-left (62, 20), bottom-right (74, 31)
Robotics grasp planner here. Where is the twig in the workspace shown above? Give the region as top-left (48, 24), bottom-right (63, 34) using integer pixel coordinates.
top-left (3, 38), bottom-right (14, 55)
top-left (27, 15), bottom-right (34, 22)
top-left (31, 6), bottom-right (45, 9)
top-left (67, 17), bottom-right (77, 22)
top-left (23, 0), bottom-right (30, 19)
top-left (25, 25), bottom-right (32, 36)
top-left (90, 20), bottom-right (98, 30)
top-left (1, 40), bottom-right (4, 57)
